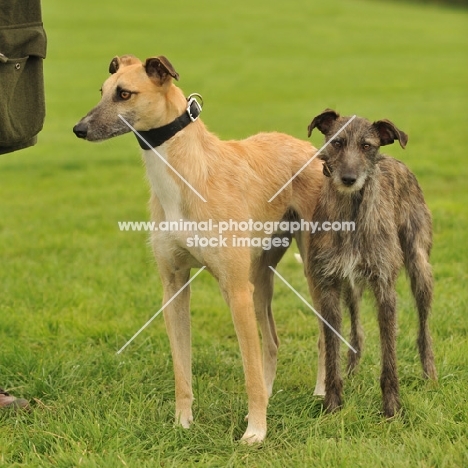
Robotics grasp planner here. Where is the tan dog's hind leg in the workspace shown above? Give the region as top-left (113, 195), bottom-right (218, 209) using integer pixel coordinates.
top-left (314, 322), bottom-right (326, 397)
top-left (307, 277), bottom-right (326, 397)
top-left (251, 242), bottom-right (290, 396)
top-left (159, 264), bottom-right (194, 428)
top-left (253, 272), bottom-right (279, 398)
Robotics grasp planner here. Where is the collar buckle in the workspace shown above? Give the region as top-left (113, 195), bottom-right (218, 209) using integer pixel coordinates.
top-left (186, 93), bottom-right (203, 122)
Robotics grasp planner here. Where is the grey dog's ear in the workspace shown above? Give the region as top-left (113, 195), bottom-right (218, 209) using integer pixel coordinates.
top-left (108, 55), bottom-right (140, 74)
top-left (145, 56), bottom-right (179, 83)
top-left (307, 109), bottom-right (340, 137)
top-left (373, 119), bottom-right (408, 148)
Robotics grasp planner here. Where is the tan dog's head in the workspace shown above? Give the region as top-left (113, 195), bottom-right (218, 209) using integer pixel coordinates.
top-left (73, 55), bottom-right (183, 141)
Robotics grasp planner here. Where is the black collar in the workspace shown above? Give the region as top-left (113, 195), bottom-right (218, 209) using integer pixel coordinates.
top-left (135, 94), bottom-right (203, 150)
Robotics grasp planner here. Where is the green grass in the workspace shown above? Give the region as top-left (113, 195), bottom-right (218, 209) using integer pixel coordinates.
top-left (1, 0), bottom-right (467, 466)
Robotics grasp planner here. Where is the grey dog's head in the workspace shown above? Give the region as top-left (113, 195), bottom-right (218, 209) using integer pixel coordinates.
top-left (308, 109), bottom-right (408, 193)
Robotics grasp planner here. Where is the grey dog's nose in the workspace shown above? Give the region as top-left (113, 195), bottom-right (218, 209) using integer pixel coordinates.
top-left (341, 175), bottom-right (357, 186)
top-left (73, 122), bottom-right (88, 139)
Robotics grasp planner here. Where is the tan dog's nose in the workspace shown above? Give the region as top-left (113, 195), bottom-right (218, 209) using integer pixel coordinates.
top-left (73, 121), bottom-right (88, 139)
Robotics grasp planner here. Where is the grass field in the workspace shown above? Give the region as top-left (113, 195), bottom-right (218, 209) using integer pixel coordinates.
top-left (1, 0), bottom-right (467, 466)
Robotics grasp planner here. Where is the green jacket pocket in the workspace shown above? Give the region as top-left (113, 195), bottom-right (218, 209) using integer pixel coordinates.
top-left (0, 24), bottom-right (47, 148)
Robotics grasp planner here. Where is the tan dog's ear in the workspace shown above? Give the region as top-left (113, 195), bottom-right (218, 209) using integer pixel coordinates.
top-left (373, 119), bottom-right (408, 148)
top-left (108, 55), bottom-right (140, 74)
top-left (308, 109), bottom-right (340, 137)
top-left (145, 56), bottom-right (179, 83)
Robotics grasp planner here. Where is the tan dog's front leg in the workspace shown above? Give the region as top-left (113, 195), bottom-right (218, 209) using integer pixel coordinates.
top-left (160, 267), bottom-right (193, 429)
top-left (222, 281), bottom-right (268, 444)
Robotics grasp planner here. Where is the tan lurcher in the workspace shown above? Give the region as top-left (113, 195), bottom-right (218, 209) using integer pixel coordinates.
top-left (73, 54), bottom-right (325, 443)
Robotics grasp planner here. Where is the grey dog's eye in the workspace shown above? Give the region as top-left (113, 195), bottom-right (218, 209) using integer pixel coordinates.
top-left (332, 140), bottom-right (342, 148)
top-left (362, 143), bottom-right (371, 150)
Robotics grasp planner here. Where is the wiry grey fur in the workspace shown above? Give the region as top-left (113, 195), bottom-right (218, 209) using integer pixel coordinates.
top-left (307, 109), bottom-right (437, 417)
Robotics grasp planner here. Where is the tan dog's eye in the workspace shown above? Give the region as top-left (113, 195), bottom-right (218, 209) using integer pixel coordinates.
top-left (119, 90), bottom-right (132, 100)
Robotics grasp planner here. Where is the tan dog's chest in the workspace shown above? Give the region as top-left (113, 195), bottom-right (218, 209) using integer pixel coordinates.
top-left (143, 146), bottom-right (184, 221)
top-left (143, 147), bottom-right (203, 266)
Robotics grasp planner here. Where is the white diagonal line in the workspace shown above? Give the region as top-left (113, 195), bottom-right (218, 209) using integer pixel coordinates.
top-left (118, 114), bottom-right (207, 202)
top-left (269, 266), bottom-right (357, 353)
top-left (268, 115), bottom-right (357, 203)
top-left (116, 266), bottom-right (206, 354)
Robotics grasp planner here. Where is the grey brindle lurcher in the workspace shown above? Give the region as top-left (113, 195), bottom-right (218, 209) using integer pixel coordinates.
top-left (306, 109), bottom-right (437, 417)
